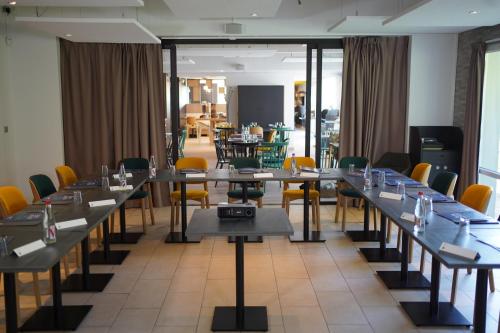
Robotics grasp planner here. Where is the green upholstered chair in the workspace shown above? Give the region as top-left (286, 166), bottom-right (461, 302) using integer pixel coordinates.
top-left (227, 157), bottom-right (264, 207)
top-left (29, 174), bottom-right (57, 202)
top-left (118, 157), bottom-right (156, 233)
top-left (179, 129), bottom-right (187, 158)
top-left (373, 152), bottom-right (412, 175)
top-left (258, 141), bottom-right (289, 169)
top-left (430, 171), bottom-right (458, 197)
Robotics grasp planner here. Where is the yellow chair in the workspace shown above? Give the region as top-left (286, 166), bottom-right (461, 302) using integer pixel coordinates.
top-left (410, 163), bottom-right (432, 186)
top-left (170, 157), bottom-right (210, 231)
top-left (282, 157), bottom-right (321, 230)
top-left (55, 165), bottom-right (78, 190)
top-left (0, 186), bottom-right (42, 309)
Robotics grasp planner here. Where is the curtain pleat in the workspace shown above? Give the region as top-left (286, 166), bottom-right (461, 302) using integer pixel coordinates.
top-left (60, 40), bottom-right (169, 206)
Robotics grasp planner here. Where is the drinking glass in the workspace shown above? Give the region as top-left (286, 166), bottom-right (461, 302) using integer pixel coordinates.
top-left (459, 216), bottom-right (470, 234)
top-left (0, 236), bottom-right (9, 257)
top-left (348, 164), bottom-right (355, 174)
top-left (228, 164), bottom-right (235, 175)
top-left (377, 171), bottom-right (386, 187)
top-left (397, 181), bottom-right (406, 197)
top-left (73, 191), bottom-right (83, 205)
top-left (101, 165), bottom-right (108, 177)
top-left (424, 195), bottom-right (433, 223)
top-left (101, 177), bottom-right (110, 190)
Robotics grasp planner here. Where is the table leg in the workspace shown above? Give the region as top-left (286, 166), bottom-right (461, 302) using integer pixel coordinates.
top-left (211, 236), bottom-right (268, 331)
top-left (473, 269), bottom-right (489, 333)
top-left (377, 231), bottom-right (430, 289)
top-left (4, 273), bottom-right (18, 333)
top-left (19, 262), bottom-right (92, 331)
top-left (289, 181), bottom-right (325, 243)
top-left (109, 204), bottom-right (143, 244)
top-left (90, 217), bottom-right (130, 265)
top-left (228, 182), bottom-right (262, 243)
top-left (165, 181), bottom-right (201, 243)
top-left (359, 213), bottom-right (401, 262)
top-left (346, 199), bottom-right (380, 242)
top-left (62, 236), bottom-right (114, 292)
top-left (401, 257), bottom-right (470, 327)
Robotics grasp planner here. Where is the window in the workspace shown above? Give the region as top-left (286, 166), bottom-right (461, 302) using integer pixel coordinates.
top-left (477, 43), bottom-right (500, 218)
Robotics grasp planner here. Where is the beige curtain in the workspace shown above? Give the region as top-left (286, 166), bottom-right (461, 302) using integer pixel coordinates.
top-left (339, 37), bottom-right (409, 164)
top-left (457, 42), bottom-right (487, 197)
top-left (60, 40), bottom-right (169, 206)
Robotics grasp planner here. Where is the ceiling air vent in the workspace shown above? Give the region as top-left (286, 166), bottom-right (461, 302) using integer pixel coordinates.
top-left (224, 23), bottom-right (243, 34)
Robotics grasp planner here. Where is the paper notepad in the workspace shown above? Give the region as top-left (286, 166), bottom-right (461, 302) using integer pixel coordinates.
top-left (109, 185), bottom-right (133, 192)
top-left (13, 240), bottom-right (46, 257)
top-left (89, 199), bottom-right (116, 207)
top-left (254, 173), bottom-right (273, 179)
top-left (439, 242), bottom-right (480, 260)
top-left (379, 192), bottom-right (403, 201)
top-left (112, 173), bottom-right (133, 179)
top-left (55, 218), bottom-right (87, 230)
top-left (400, 212), bottom-right (415, 222)
top-left (186, 173), bottom-right (206, 178)
top-left (299, 172), bottom-right (319, 178)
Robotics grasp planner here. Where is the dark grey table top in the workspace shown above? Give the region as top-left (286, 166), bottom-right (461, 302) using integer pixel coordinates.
top-left (186, 208), bottom-right (294, 237)
top-left (0, 173), bottom-right (148, 273)
top-left (342, 174), bottom-right (500, 269)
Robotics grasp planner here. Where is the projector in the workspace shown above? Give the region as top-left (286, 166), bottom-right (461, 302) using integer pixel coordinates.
top-left (217, 202), bottom-right (256, 219)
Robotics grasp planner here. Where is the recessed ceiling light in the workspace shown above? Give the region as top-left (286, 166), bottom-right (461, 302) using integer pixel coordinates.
top-left (65, 34), bottom-right (72, 37)
top-left (9, 1), bottom-right (16, 5)
top-left (251, 13), bottom-right (258, 17)
top-left (469, 10), bottom-right (480, 15)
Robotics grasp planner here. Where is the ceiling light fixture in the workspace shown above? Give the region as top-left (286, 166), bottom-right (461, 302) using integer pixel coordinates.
top-left (469, 10), bottom-right (480, 15)
top-left (8, 1), bottom-right (16, 5)
top-left (251, 13), bottom-right (258, 17)
top-left (65, 34), bottom-right (72, 37)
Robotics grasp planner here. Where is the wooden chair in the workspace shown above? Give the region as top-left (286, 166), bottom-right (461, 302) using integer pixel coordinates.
top-left (186, 116), bottom-right (201, 142)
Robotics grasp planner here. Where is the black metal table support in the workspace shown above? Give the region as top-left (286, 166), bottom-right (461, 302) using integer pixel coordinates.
top-left (90, 218), bottom-right (130, 265)
top-left (401, 257), bottom-right (470, 328)
top-left (289, 181), bottom-right (325, 243)
top-left (212, 236), bottom-right (268, 331)
top-left (165, 181), bottom-right (201, 243)
top-left (4, 272), bottom-right (17, 333)
top-left (109, 204), bottom-right (143, 244)
top-left (377, 231), bottom-right (430, 289)
top-left (359, 214), bottom-right (401, 262)
top-left (473, 269), bottom-right (489, 333)
top-left (228, 182), bottom-right (263, 243)
top-left (62, 236), bottom-right (113, 292)
top-left (20, 262), bottom-right (92, 331)
top-left (346, 200), bottom-right (381, 242)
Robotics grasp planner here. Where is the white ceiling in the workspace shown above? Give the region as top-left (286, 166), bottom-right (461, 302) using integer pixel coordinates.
top-left (15, 17), bottom-right (160, 43)
top-left (161, 0), bottom-right (282, 18)
top-left (10, 0), bottom-right (144, 7)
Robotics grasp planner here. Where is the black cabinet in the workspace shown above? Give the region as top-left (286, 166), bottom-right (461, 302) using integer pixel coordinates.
top-left (409, 126), bottom-right (463, 186)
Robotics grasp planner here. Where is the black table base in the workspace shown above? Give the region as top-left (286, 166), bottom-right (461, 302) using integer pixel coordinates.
top-left (109, 232), bottom-right (143, 244)
top-left (164, 231), bottom-right (201, 243)
top-left (401, 302), bottom-right (470, 327)
top-left (89, 250), bottom-right (130, 265)
top-left (19, 305), bottom-right (92, 332)
top-left (359, 248), bottom-right (401, 262)
top-left (228, 236), bottom-right (263, 243)
top-left (289, 231), bottom-right (325, 243)
top-left (377, 271), bottom-right (431, 289)
top-left (345, 230), bottom-right (381, 242)
top-left (212, 306), bottom-right (268, 331)
top-left (61, 273), bottom-right (114, 292)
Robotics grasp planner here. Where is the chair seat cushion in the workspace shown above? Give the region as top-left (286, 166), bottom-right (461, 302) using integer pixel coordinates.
top-left (339, 188), bottom-right (361, 198)
top-left (283, 189), bottom-right (320, 199)
top-left (227, 189), bottom-right (263, 199)
top-left (128, 190), bottom-right (148, 200)
top-left (171, 190), bottom-right (208, 200)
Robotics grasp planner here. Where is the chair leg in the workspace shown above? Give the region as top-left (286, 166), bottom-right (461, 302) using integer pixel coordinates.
top-left (110, 211), bottom-right (115, 234)
top-left (285, 198), bottom-right (290, 215)
top-left (420, 249), bottom-right (426, 273)
top-left (489, 270), bottom-right (496, 292)
top-left (147, 184), bottom-right (156, 225)
top-left (316, 198), bottom-right (321, 231)
top-left (372, 207), bottom-right (378, 231)
top-left (96, 225), bottom-right (102, 248)
top-left (341, 195), bottom-right (347, 232)
top-left (62, 256), bottom-right (69, 278)
top-left (75, 244), bottom-right (81, 268)
top-left (31, 272), bottom-right (41, 307)
top-left (334, 193), bottom-right (340, 224)
top-left (170, 200), bottom-right (175, 233)
top-left (409, 239), bottom-right (414, 264)
top-left (312, 200), bottom-right (316, 225)
top-left (396, 227), bottom-right (402, 251)
top-left (386, 219), bottom-right (392, 243)
top-left (175, 201), bottom-right (180, 225)
top-left (140, 199), bottom-right (147, 234)
top-left (450, 269), bottom-right (458, 304)
top-left (258, 198), bottom-right (263, 208)
top-left (15, 273), bottom-right (21, 324)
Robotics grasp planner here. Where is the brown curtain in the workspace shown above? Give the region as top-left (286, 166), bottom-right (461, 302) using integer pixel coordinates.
top-left (60, 40), bottom-right (168, 206)
top-left (339, 36), bottom-right (409, 164)
top-left (457, 42), bottom-right (487, 197)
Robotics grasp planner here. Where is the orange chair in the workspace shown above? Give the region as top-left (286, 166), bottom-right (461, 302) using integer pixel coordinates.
top-left (282, 157), bottom-right (321, 230)
top-left (55, 165), bottom-right (78, 189)
top-left (410, 163), bottom-right (432, 186)
top-left (170, 157), bottom-right (210, 232)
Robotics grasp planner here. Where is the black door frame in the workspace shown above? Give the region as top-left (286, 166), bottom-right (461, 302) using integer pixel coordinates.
top-left (161, 38), bottom-right (343, 164)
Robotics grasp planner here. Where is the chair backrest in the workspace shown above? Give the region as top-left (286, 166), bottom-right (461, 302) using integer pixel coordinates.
top-left (176, 157), bottom-right (208, 170)
top-left (373, 152), bottom-right (412, 174)
top-left (29, 174), bottom-right (57, 202)
top-left (186, 116), bottom-right (197, 126)
top-left (430, 171), bottom-right (458, 197)
top-left (179, 129), bottom-right (187, 149)
top-left (283, 156), bottom-right (315, 170)
top-left (0, 186), bottom-right (28, 218)
top-left (264, 129), bottom-right (277, 143)
top-left (230, 157), bottom-right (260, 169)
top-left (55, 165), bottom-right (78, 189)
top-left (121, 157), bottom-right (149, 170)
top-left (249, 126), bottom-right (263, 136)
top-left (410, 163), bottom-right (432, 186)
top-left (338, 156), bottom-right (368, 169)
top-left (460, 184), bottom-right (492, 213)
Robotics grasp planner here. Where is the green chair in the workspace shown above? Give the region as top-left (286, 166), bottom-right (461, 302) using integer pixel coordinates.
top-left (179, 129), bottom-right (187, 158)
top-left (118, 157), bottom-right (156, 233)
top-left (259, 141), bottom-right (289, 169)
top-left (227, 157), bottom-right (264, 207)
top-left (29, 174), bottom-right (57, 202)
top-left (430, 171), bottom-right (458, 197)
top-left (373, 152), bottom-right (412, 175)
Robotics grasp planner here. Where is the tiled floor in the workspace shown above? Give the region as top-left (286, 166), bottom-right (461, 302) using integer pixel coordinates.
top-left (1, 204), bottom-right (499, 333)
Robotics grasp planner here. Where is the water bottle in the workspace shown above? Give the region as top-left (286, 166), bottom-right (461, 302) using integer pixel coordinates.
top-left (363, 163), bottom-right (372, 190)
top-left (119, 163), bottom-right (127, 187)
top-left (149, 155), bottom-right (157, 178)
top-left (291, 153), bottom-right (298, 176)
top-left (42, 200), bottom-right (57, 244)
top-left (414, 191), bottom-right (426, 233)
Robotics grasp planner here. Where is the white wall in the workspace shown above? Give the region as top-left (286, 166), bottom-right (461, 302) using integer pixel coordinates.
top-left (408, 34), bottom-right (458, 127)
top-left (0, 24), bottom-right (64, 198)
